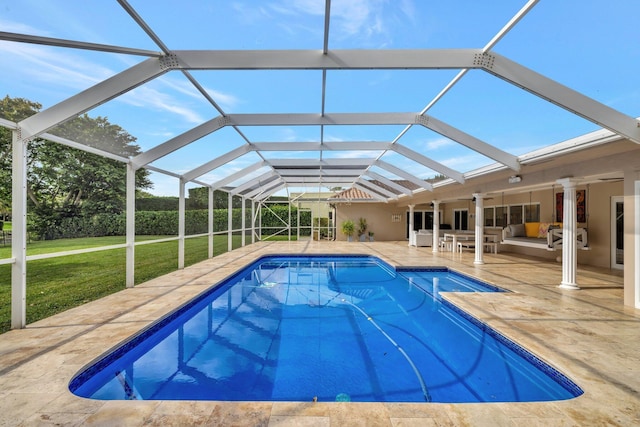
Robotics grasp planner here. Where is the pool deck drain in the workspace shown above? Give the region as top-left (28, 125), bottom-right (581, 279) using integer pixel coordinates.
top-left (0, 241), bottom-right (638, 426)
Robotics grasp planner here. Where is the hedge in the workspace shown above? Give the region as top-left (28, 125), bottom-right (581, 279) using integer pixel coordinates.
top-left (38, 205), bottom-right (312, 240)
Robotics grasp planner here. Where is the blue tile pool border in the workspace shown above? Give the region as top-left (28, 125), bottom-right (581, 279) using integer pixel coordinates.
top-left (70, 254), bottom-right (583, 399)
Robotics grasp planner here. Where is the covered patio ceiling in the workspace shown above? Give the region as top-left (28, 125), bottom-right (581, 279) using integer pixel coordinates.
top-left (1, 0), bottom-right (638, 202)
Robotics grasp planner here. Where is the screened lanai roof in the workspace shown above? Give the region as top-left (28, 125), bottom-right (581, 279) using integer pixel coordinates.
top-left (1, 0), bottom-right (638, 201)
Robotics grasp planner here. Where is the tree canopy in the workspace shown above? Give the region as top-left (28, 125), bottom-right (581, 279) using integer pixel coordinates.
top-left (0, 95), bottom-right (151, 237)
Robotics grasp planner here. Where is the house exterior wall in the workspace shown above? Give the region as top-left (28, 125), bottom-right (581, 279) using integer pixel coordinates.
top-left (330, 139), bottom-right (638, 307)
top-left (333, 180), bottom-right (625, 269)
top-left (480, 182), bottom-right (623, 268)
top-left (334, 203), bottom-right (407, 241)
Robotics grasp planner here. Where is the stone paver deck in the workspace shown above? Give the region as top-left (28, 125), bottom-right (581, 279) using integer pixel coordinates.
top-left (0, 241), bottom-right (638, 426)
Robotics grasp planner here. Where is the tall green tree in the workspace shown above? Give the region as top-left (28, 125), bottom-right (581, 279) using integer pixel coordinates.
top-left (0, 95), bottom-right (151, 238)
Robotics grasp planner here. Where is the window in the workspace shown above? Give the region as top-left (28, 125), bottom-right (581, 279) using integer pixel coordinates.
top-left (405, 210), bottom-right (438, 238)
top-left (486, 203), bottom-right (540, 227)
top-left (525, 204), bottom-right (540, 222)
top-left (509, 205), bottom-right (523, 225)
top-left (454, 209), bottom-right (468, 230)
top-left (484, 207), bottom-right (494, 227)
top-left (495, 206), bottom-right (507, 227)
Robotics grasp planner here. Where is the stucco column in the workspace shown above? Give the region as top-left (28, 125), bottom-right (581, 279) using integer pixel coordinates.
top-left (408, 204), bottom-right (415, 246)
top-left (558, 178), bottom-right (580, 290)
top-left (473, 194), bottom-right (484, 265)
top-left (432, 201), bottom-right (440, 253)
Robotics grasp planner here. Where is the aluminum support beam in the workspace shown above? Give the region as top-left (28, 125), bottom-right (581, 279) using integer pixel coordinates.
top-left (418, 116), bottom-right (521, 171)
top-left (275, 168), bottom-right (365, 177)
top-left (43, 133), bottom-right (130, 163)
top-left (208, 186), bottom-right (214, 258)
top-left (211, 161), bottom-right (267, 189)
top-left (254, 182), bottom-right (287, 201)
top-left (19, 58), bottom-right (167, 140)
top-left (132, 115), bottom-right (231, 168)
top-left (281, 179), bottom-right (356, 186)
top-left (0, 118), bottom-right (18, 129)
top-left (357, 179), bottom-right (398, 200)
top-left (231, 171), bottom-right (279, 195)
top-left (182, 145), bottom-right (252, 183)
top-left (244, 178), bottom-right (285, 199)
top-left (250, 141), bottom-right (391, 151)
top-left (267, 158), bottom-right (375, 168)
top-left (487, 53), bottom-right (640, 144)
top-left (391, 144), bottom-right (465, 183)
top-left (0, 31), bottom-right (162, 57)
top-left (227, 192), bottom-right (232, 252)
top-left (173, 49), bottom-right (483, 70)
top-left (178, 178), bottom-right (186, 269)
top-left (241, 197), bottom-right (246, 247)
top-left (125, 162), bottom-right (136, 288)
top-left (364, 170), bottom-right (413, 196)
top-left (11, 131), bottom-right (27, 329)
top-left (227, 112), bottom-right (418, 127)
top-left (353, 183), bottom-right (388, 201)
top-left (251, 200), bottom-right (256, 244)
top-left (374, 160), bottom-right (433, 191)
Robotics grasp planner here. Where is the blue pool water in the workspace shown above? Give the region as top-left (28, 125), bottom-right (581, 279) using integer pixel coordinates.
top-left (70, 255), bottom-right (582, 403)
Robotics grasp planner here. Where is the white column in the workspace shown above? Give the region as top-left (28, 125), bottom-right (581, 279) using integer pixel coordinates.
top-left (178, 178), bottom-right (185, 269)
top-left (251, 199), bottom-right (256, 244)
top-left (558, 178), bottom-right (580, 290)
top-left (258, 201), bottom-right (262, 241)
top-left (241, 197), bottom-right (246, 247)
top-left (432, 201), bottom-right (440, 253)
top-left (208, 186), bottom-right (214, 258)
top-left (473, 194), bottom-right (485, 265)
top-left (408, 204), bottom-right (415, 246)
top-left (227, 192), bottom-right (233, 252)
top-left (11, 130), bottom-right (27, 329)
top-left (288, 200), bottom-right (292, 241)
top-left (125, 162), bottom-right (136, 287)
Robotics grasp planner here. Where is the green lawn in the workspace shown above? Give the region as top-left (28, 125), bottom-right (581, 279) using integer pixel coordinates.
top-left (0, 234), bottom-right (248, 334)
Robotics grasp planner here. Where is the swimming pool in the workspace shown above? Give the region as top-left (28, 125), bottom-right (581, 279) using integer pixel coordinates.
top-left (70, 255), bottom-right (582, 403)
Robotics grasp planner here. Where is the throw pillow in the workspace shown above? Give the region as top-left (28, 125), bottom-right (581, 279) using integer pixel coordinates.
top-left (509, 223), bottom-right (526, 237)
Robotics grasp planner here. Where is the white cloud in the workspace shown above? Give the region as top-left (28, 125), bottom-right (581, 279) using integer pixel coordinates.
top-left (202, 88), bottom-right (241, 111)
top-left (0, 19), bottom-right (45, 35)
top-left (423, 137), bottom-right (455, 151)
top-left (440, 153), bottom-right (484, 170)
top-left (260, 0), bottom-right (417, 45)
top-left (0, 41), bottom-right (110, 90)
top-left (0, 40), bottom-right (207, 126)
top-left (119, 85), bottom-right (204, 125)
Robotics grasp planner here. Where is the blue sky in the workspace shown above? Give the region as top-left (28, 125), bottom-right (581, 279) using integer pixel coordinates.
top-left (0, 0), bottom-right (638, 196)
